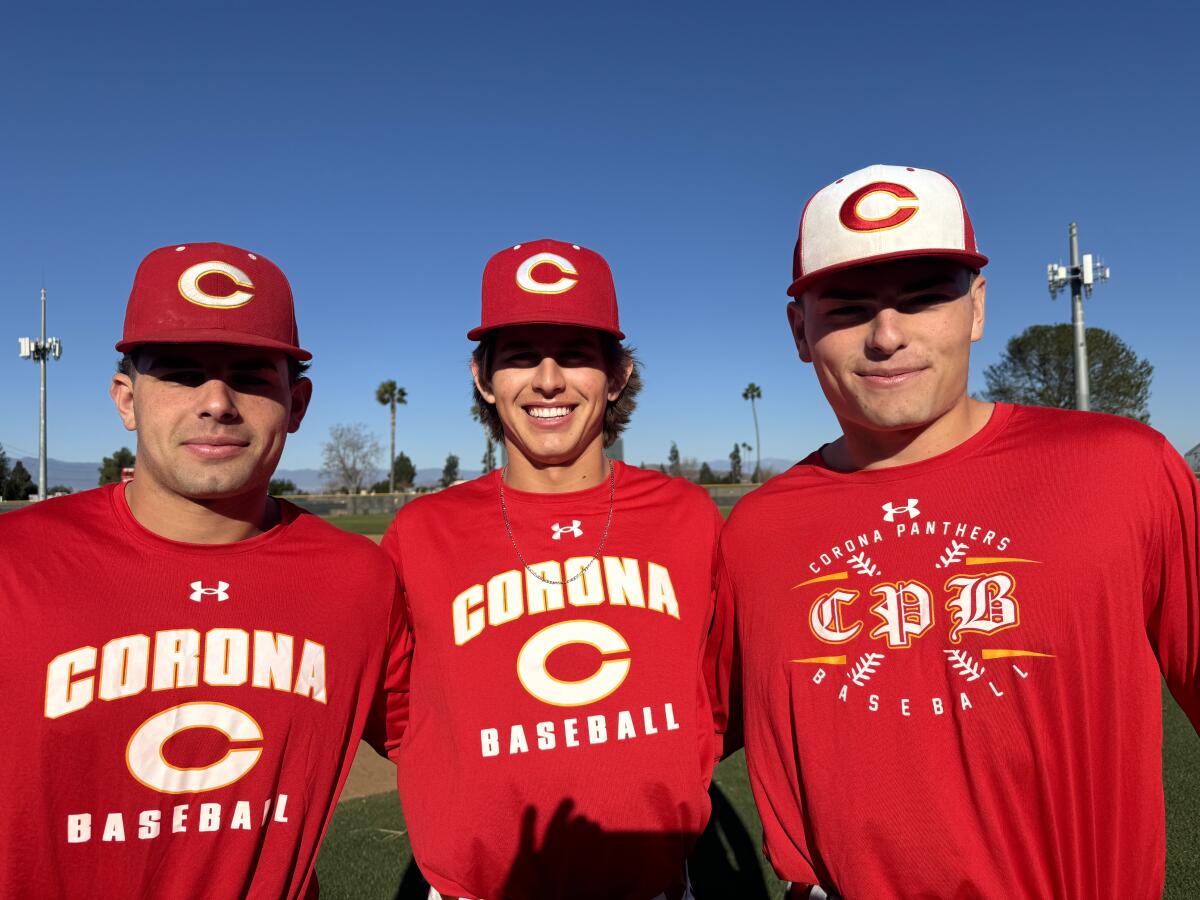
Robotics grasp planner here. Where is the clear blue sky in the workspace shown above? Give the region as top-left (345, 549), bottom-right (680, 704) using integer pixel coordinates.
top-left (2, 1), bottom-right (1197, 476)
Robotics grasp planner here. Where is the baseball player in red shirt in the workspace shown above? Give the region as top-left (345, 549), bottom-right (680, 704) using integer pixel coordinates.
top-left (379, 239), bottom-right (730, 900)
top-left (718, 165), bottom-right (1200, 898)
top-left (0, 243), bottom-right (405, 898)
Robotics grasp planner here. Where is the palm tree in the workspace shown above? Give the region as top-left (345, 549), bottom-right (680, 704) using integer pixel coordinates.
top-left (375, 380), bottom-right (408, 493)
top-left (470, 401), bottom-right (498, 473)
top-left (742, 383), bottom-right (762, 482)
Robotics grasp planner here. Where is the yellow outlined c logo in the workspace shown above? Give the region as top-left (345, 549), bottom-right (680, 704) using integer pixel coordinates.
top-left (126, 701), bottom-right (263, 794)
top-left (515, 252), bottom-right (579, 295)
top-left (516, 619), bottom-right (630, 707)
top-left (178, 261), bottom-right (256, 309)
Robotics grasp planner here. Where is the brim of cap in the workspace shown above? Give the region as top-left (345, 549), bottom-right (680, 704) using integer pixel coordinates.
top-left (467, 319), bottom-right (625, 341)
top-left (786, 249), bottom-right (989, 298)
top-left (115, 330), bottom-right (313, 361)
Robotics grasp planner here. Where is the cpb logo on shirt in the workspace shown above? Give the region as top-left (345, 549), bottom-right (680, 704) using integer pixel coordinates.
top-left (178, 261), bottom-right (256, 309)
top-left (515, 252), bottom-right (579, 295)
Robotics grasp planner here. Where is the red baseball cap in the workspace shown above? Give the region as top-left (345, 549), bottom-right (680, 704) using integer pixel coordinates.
top-left (116, 242), bottom-right (311, 360)
top-left (467, 238), bottom-right (624, 341)
top-left (788, 164), bottom-right (988, 297)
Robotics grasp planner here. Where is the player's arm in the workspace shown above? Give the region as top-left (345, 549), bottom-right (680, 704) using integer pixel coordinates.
top-left (1146, 438), bottom-right (1200, 732)
top-left (363, 527), bottom-right (416, 759)
top-left (707, 525), bottom-right (744, 761)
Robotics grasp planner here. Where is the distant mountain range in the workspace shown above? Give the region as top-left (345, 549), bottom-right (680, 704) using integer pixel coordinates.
top-left (268, 466), bottom-right (484, 492)
top-left (10, 454), bottom-right (799, 495)
top-left (672, 455), bottom-right (797, 474)
top-left (10, 457), bottom-right (481, 493)
top-left (13, 457), bottom-right (108, 493)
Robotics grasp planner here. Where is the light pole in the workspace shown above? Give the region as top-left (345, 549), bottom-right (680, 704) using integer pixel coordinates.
top-left (1047, 223), bottom-right (1110, 411)
top-left (17, 289), bottom-right (63, 500)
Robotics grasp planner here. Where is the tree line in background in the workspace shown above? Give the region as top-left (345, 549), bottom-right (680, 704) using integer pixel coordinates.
top-left (654, 440), bottom-right (766, 485)
top-left (0, 445), bottom-right (39, 500)
top-left (649, 381), bottom-right (766, 485)
top-left (0, 444), bottom-right (77, 499)
top-left (318, 424), bottom-right (463, 495)
top-left (315, 380), bottom-right (494, 494)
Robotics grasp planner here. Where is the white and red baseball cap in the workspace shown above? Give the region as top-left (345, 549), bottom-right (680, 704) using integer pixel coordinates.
top-left (787, 164), bottom-right (988, 297)
top-left (116, 242), bottom-right (311, 360)
top-left (467, 238), bottom-right (624, 340)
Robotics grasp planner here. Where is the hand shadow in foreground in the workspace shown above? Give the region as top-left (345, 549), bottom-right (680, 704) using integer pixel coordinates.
top-left (393, 782), bottom-right (769, 900)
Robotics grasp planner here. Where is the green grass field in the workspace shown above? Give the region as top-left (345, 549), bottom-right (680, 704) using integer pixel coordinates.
top-left (317, 695), bottom-right (1198, 898)
top-left (1163, 688), bottom-right (1200, 898)
top-left (321, 513), bottom-right (395, 535)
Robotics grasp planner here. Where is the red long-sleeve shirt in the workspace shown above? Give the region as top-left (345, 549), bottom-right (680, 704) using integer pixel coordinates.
top-left (0, 483), bottom-right (403, 899)
top-left (379, 462), bottom-right (728, 900)
top-left (719, 404), bottom-right (1199, 898)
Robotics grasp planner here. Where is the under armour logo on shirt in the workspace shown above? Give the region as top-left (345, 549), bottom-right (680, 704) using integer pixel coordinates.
top-left (881, 499), bottom-right (920, 522)
top-left (551, 520), bottom-right (583, 540)
top-left (190, 581), bottom-right (230, 602)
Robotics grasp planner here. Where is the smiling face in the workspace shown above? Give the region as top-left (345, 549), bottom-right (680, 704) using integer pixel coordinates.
top-left (110, 343), bottom-right (311, 501)
top-left (788, 257), bottom-right (986, 434)
top-left (472, 324), bottom-right (630, 468)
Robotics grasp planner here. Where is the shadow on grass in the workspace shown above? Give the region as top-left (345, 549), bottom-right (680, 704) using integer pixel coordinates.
top-left (690, 781), bottom-right (772, 899)
top-left (392, 860), bottom-right (430, 899)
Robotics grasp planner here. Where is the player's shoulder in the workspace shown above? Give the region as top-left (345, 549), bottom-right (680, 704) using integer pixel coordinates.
top-left (1006, 404), bottom-right (1166, 459)
top-left (0, 485), bottom-right (112, 547)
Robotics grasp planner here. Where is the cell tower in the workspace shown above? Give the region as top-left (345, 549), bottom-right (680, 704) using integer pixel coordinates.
top-left (17, 289), bottom-right (63, 501)
top-left (1047, 223), bottom-right (1110, 411)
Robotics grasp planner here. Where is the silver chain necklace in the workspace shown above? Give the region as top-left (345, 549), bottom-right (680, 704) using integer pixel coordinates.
top-left (499, 460), bottom-right (616, 586)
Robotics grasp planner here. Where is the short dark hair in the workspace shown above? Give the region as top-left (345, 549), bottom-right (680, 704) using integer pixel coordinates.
top-left (116, 350), bottom-right (311, 383)
top-left (471, 333), bottom-right (642, 448)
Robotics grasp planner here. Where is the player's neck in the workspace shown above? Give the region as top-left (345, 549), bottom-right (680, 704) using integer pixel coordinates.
top-left (825, 395), bottom-right (994, 472)
top-left (501, 437), bottom-right (610, 494)
top-left (123, 474), bottom-right (278, 544)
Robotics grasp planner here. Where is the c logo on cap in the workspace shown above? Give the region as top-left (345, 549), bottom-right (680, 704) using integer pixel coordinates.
top-left (179, 261), bottom-right (256, 309)
top-left (515, 253), bottom-right (578, 295)
top-left (839, 182), bottom-right (919, 232)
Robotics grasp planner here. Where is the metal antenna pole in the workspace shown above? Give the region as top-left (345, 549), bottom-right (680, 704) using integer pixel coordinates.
top-left (18, 287), bottom-right (62, 501)
top-left (39, 288), bottom-right (47, 499)
top-left (1068, 224), bottom-right (1089, 411)
top-left (1047, 224), bottom-right (1109, 413)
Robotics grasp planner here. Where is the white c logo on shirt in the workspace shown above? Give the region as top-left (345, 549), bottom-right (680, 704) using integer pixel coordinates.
top-left (516, 619), bottom-right (631, 707)
top-left (178, 261), bottom-right (256, 309)
top-left (515, 253), bottom-right (579, 295)
top-left (126, 701), bottom-right (263, 794)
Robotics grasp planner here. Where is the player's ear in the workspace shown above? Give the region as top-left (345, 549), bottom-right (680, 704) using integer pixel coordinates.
top-left (287, 377), bottom-right (313, 433)
top-left (471, 358), bottom-right (496, 405)
top-left (969, 274), bottom-right (987, 343)
top-left (607, 356), bottom-right (633, 402)
top-left (787, 300), bottom-right (813, 363)
top-left (111, 373), bottom-right (137, 431)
